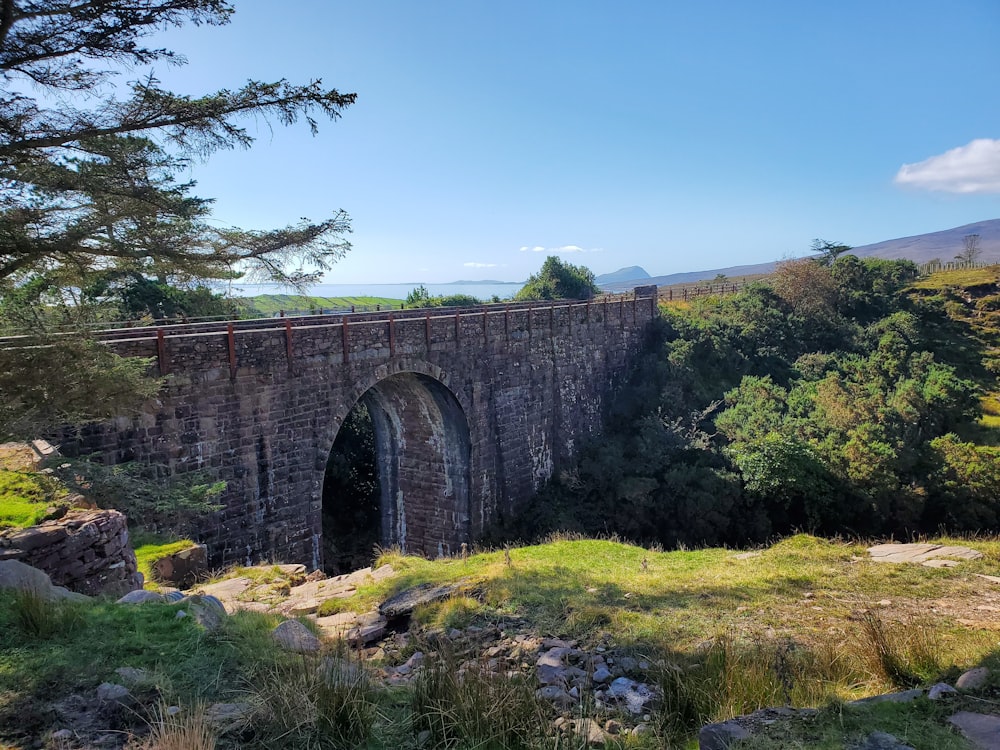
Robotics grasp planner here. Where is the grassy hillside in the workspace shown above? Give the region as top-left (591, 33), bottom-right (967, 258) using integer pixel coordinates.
top-left (3, 535), bottom-right (1000, 747)
top-left (910, 265), bottom-right (1000, 443)
top-left (241, 294), bottom-right (403, 315)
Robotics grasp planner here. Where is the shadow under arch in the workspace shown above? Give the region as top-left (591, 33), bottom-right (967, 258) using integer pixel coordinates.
top-left (321, 365), bottom-right (472, 572)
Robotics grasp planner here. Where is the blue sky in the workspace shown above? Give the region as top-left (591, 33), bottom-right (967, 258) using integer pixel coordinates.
top-left (150, 0), bottom-right (1000, 283)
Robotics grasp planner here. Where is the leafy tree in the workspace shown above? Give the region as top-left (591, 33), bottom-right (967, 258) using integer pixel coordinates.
top-left (770, 258), bottom-right (839, 320)
top-left (0, 0), bottom-right (356, 436)
top-left (811, 239), bottom-right (852, 267)
top-left (514, 256), bottom-right (599, 301)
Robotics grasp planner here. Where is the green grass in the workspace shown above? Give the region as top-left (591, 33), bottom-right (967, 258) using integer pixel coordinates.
top-left (910, 264), bottom-right (1000, 290)
top-left (131, 532), bottom-right (198, 586)
top-left (0, 468), bottom-right (66, 529)
top-left (240, 294), bottom-right (403, 315)
top-left (6, 534), bottom-right (1000, 747)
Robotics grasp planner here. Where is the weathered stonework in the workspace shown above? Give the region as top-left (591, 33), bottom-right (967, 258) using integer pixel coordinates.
top-left (0, 509), bottom-right (141, 596)
top-left (65, 289), bottom-right (659, 568)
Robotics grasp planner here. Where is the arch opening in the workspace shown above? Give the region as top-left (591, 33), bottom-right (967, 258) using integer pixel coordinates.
top-left (321, 371), bottom-right (472, 574)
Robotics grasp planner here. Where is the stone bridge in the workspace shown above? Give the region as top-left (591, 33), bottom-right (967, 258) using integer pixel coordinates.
top-left (71, 287), bottom-right (658, 568)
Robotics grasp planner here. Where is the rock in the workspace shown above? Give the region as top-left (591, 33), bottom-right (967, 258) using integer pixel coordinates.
top-left (592, 665), bottom-right (612, 683)
top-left (928, 682), bottom-right (958, 700)
top-left (193, 577), bottom-right (252, 612)
top-left (632, 722), bottom-right (652, 737)
top-left (176, 594), bottom-right (226, 632)
top-left (314, 611), bottom-right (359, 638)
top-left (283, 565), bottom-right (395, 615)
top-left (867, 543), bottom-right (983, 565)
top-left (976, 574), bottom-right (1000, 585)
top-left (604, 719), bottom-right (623, 735)
top-left (0, 559), bottom-right (89, 601)
top-left (949, 712), bottom-right (1000, 750)
top-left (923, 559), bottom-right (960, 568)
top-left (535, 685), bottom-right (575, 708)
top-left (699, 720), bottom-right (750, 750)
top-left (151, 544), bottom-right (207, 588)
top-left (847, 689), bottom-right (924, 706)
top-left (416, 729), bottom-right (431, 747)
top-left (956, 667), bottom-right (990, 690)
top-left (272, 619), bottom-right (321, 653)
top-left (379, 579), bottom-right (463, 619)
top-left (96, 682), bottom-right (131, 705)
top-left (205, 702), bottom-right (252, 729)
top-left (0, 510), bottom-right (140, 596)
top-left (851, 731), bottom-right (915, 750)
top-left (562, 718), bottom-right (611, 746)
top-left (116, 589), bottom-right (165, 604)
top-left (346, 615), bottom-right (388, 646)
top-left (607, 676), bottom-right (657, 715)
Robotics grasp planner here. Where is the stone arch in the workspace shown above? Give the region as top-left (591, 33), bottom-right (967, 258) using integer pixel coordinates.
top-left (320, 359), bottom-right (472, 562)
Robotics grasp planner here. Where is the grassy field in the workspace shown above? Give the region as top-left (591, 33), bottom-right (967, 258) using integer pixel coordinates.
top-left (240, 294), bottom-right (403, 315)
top-left (4, 534), bottom-right (999, 748)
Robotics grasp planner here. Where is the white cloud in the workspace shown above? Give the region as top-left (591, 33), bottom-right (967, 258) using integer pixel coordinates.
top-left (518, 245), bottom-right (603, 254)
top-left (894, 138), bottom-right (1000, 194)
top-left (463, 262), bottom-right (499, 268)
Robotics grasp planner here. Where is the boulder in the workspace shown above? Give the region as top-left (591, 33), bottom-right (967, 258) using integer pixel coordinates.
top-left (956, 667), bottom-right (990, 690)
top-left (867, 543), bottom-right (983, 566)
top-left (699, 720), bottom-right (750, 750)
top-left (949, 712), bottom-right (1000, 750)
top-left (851, 732), bottom-right (915, 750)
top-left (175, 594), bottom-right (226, 631)
top-left (379, 580), bottom-right (463, 619)
top-left (151, 544), bottom-right (208, 588)
top-left (117, 590), bottom-right (166, 604)
top-left (928, 683), bottom-right (958, 700)
top-left (272, 619), bottom-right (321, 653)
top-left (0, 559), bottom-right (89, 602)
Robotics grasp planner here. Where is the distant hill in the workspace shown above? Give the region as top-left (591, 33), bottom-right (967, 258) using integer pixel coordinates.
top-left (849, 219), bottom-right (1000, 264)
top-left (596, 266), bottom-right (650, 285)
top-left (601, 219), bottom-right (1000, 291)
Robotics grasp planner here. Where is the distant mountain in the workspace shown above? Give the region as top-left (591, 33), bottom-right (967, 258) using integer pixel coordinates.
top-left (600, 219), bottom-right (1000, 291)
top-left (596, 266), bottom-right (650, 285)
top-left (849, 219), bottom-right (1000, 264)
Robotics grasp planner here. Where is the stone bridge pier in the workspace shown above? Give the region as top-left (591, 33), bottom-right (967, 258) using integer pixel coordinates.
top-left (68, 287), bottom-right (659, 568)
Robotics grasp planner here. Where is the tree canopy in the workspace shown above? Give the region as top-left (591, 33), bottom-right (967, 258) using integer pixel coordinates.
top-left (493, 256), bottom-right (1000, 548)
top-left (0, 0), bottom-right (356, 299)
top-left (0, 0), bottom-right (357, 438)
top-left (514, 256), bottom-right (599, 301)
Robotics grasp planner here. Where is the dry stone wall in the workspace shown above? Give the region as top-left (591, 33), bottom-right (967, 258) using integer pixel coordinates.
top-left (66, 288), bottom-right (659, 569)
top-left (0, 509), bottom-right (141, 596)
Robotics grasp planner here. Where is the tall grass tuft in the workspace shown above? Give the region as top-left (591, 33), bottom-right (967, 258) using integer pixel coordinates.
top-left (11, 588), bottom-right (82, 638)
top-left (245, 650), bottom-right (378, 749)
top-left (654, 633), bottom-right (863, 741)
top-left (129, 703), bottom-right (216, 750)
top-left (856, 609), bottom-right (941, 687)
top-left (411, 647), bottom-right (547, 750)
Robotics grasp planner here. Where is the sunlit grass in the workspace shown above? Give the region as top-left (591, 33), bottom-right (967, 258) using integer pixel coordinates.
top-left (131, 533), bottom-right (198, 587)
top-left (0, 469), bottom-right (66, 529)
top-left (910, 265), bottom-right (1000, 289)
